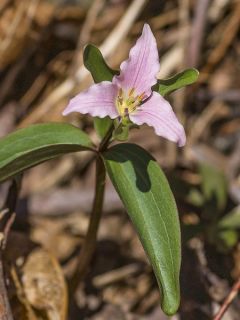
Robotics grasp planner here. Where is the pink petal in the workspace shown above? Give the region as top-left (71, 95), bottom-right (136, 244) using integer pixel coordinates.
top-left (129, 92), bottom-right (186, 147)
top-left (113, 24), bottom-right (160, 97)
top-left (62, 82), bottom-right (119, 119)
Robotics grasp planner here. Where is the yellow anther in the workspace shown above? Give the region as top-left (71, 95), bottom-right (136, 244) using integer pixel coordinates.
top-left (118, 88), bottom-right (123, 97)
top-left (128, 88), bottom-right (135, 97)
top-left (116, 88), bottom-right (145, 118)
top-left (117, 88), bottom-right (123, 104)
top-left (138, 92), bottom-right (145, 101)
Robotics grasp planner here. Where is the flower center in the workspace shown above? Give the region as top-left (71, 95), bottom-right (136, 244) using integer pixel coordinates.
top-left (116, 88), bottom-right (145, 118)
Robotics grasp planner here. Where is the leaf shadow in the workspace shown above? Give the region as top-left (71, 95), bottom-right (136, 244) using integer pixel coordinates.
top-left (104, 143), bottom-right (154, 192)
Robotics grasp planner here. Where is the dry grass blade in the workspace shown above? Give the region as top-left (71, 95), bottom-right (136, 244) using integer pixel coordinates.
top-left (200, 1), bottom-right (240, 82)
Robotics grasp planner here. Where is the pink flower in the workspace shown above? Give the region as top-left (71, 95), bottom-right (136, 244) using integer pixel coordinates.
top-left (63, 24), bottom-right (186, 146)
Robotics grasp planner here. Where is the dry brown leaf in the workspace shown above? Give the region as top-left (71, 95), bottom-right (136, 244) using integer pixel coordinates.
top-left (22, 248), bottom-right (68, 320)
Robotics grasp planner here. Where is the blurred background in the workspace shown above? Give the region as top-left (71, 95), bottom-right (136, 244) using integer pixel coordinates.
top-left (0, 0), bottom-right (240, 319)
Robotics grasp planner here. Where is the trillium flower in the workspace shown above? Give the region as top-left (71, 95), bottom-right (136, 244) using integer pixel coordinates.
top-left (63, 24), bottom-right (186, 146)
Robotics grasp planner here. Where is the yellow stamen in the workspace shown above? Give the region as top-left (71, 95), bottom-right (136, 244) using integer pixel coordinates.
top-left (118, 88), bottom-right (123, 97)
top-left (116, 88), bottom-right (145, 118)
top-left (128, 88), bottom-right (135, 97)
top-left (138, 92), bottom-right (145, 101)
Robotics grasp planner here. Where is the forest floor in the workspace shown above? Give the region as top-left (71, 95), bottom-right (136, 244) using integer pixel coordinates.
top-left (0, 0), bottom-right (240, 319)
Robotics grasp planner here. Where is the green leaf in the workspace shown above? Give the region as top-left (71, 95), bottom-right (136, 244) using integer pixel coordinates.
top-left (0, 123), bottom-right (94, 182)
top-left (83, 44), bottom-right (119, 138)
top-left (154, 68), bottom-right (199, 96)
top-left (218, 207), bottom-right (240, 230)
top-left (103, 143), bottom-right (181, 315)
top-left (199, 163), bottom-right (227, 211)
top-left (216, 229), bottom-right (238, 252)
top-left (83, 44), bottom-right (118, 83)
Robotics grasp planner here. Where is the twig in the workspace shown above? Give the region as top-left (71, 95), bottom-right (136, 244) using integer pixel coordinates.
top-left (0, 209), bottom-right (16, 320)
top-left (0, 174), bottom-right (22, 320)
top-left (157, 44), bottom-right (184, 79)
top-left (208, 0), bottom-right (231, 22)
top-left (71, 0), bottom-right (106, 71)
top-left (3, 175), bottom-right (22, 218)
top-left (0, 0), bottom-right (40, 105)
top-left (89, 0), bottom-right (147, 65)
top-left (0, 213), bottom-right (16, 251)
top-left (133, 9), bottom-right (178, 32)
top-left (93, 263), bottom-right (142, 288)
top-left (186, 100), bottom-right (229, 146)
top-left (0, 1), bottom-right (26, 54)
top-left (0, 0), bottom-right (12, 15)
top-left (200, 2), bottom-right (240, 82)
top-left (78, 0), bottom-right (105, 49)
top-left (0, 0), bottom-right (39, 54)
top-left (0, 257), bottom-right (13, 320)
top-left (18, 184), bottom-right (122, 217)
top-left (187, 0), bottom-right (210, 67)
top-left (213, 278), bottom-right (240, 320)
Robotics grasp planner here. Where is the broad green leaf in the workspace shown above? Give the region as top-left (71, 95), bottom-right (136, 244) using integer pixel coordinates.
top-left (199, 163), bottom-right (227, 211)
top-left (218, 207), bottom-right (240, 229)
top-left (103, 143), bottom-right (181, 315)
top-left (83, 44), bottom-right (118, 139)
top-left (83, 44), bottom-right (118, 83)
top-left (0, 123), bottom-right (94, 182)
top-left (153, 68), bottom-right (199, 97)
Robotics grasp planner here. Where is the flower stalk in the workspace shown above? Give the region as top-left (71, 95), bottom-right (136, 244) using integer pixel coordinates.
top-left (71, 155), bottom-right (106, 291)
top-left (98, 123), bottom-right (114, 152)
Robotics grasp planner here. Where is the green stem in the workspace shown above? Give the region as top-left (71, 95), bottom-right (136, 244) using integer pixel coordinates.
top-left (98, 123), bottom-right (114, 152)
top-left (71, 155), bottom-right (106, 291)
top-left (70, 123), bottom-right (114, 294)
